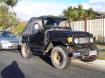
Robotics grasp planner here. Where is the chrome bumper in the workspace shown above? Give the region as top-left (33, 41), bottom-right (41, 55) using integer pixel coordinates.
top-left (0, 43), bottom-right (19, 49)
top-left (72, 50), bottom-right (98, 58)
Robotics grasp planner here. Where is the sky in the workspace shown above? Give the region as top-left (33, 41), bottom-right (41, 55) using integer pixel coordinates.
top-left (13, 0), bottom-right (105, 21)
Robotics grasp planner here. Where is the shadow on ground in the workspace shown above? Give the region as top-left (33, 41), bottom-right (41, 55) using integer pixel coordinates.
top-left (1, 61), bottom-right (25, 78)
top-left (33, 51), bottom-right (53, 67)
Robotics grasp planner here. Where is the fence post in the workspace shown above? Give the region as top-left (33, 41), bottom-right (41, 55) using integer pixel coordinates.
top-left (103, 18), bottom-right (105, 43)
top-left (84, 17), bottom-right (87, 32)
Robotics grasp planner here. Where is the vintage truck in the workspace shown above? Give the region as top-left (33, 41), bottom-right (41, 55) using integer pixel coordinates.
top-left (21, 16), bottom-right (98, 69)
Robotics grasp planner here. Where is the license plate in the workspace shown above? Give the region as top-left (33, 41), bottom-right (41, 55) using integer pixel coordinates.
top-left (89, 50), bottom-right (97, 56)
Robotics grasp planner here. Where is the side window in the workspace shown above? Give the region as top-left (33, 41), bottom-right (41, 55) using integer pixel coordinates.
top-left (44, 19), bottom-right (54, 27)
top-left (32, 23), bottom-right (40, 34)
top-left (31, 20), bottom-right (43, 34)
top-left (59, 21), bottom-right (70, 27)
top-left (44, 20), bottom-right (48, 25)
top-left (34, 23), bottom-right (40, 30)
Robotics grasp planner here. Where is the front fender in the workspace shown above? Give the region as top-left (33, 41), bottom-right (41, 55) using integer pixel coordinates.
top-left (44, 38), bottom-right (68, 53)
top-left (51, 38), bottom-right (68, 46)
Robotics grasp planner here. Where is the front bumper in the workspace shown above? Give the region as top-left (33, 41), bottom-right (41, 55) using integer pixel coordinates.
top-left (72, 49), bottom-right (98, 58)
top-left (0, 43), bottom-right (19, 49)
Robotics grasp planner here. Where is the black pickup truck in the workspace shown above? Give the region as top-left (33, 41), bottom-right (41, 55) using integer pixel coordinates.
top-left (21, 16), bottom-right (98, 69)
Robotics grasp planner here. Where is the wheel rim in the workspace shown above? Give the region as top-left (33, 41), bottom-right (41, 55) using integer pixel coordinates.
top-left (21, 44), bottom-right (27, 57)
top-left (53, 51), bottom-right (63, 66)
top-left (51, 46), bottom-right (70, 69)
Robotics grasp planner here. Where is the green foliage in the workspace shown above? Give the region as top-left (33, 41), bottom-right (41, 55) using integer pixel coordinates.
top-left (96, 45), bottom-right (105, 60)
top-left (63, 5), bottom-right (96, 21)
top-left (0, 0), bottom-right (18, 7)
top-left (0, 0), bottom-right (23, 35)
top-left (98, 52), bottom-right (105, 60)
top-left (0, 4), bottom-right (18, 30)
top-left (11, 22), bottom-right (25, 35)
top-left (0, 0), bottom-right (18, 30)
top-left (5, 0), bottom-right (18, 7)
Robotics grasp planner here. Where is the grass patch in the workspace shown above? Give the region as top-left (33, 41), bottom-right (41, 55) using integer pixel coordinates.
top-left (96, 44), bottom-right (105, 60)
top-left (96, 42), bottom-right (105, 45)
top-left (98, 52), bottom-right (105, 60)
top-left (96, 44), bottom-right (105, 49)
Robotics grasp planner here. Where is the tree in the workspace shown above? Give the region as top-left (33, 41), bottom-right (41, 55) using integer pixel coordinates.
top-left (11, 22), bottom-right (26, 35)
top-left (77, 5), bottom-right (85, 20)
top-left (5, 0), bottom-right (18, 7)
top-left (5, 0), bottom-right (18, 17)
top-left (63, 5), bottom-right (96, 21)
top-left (86, 8), bottom-right (96, 19)
top-left (0, 4), bottom-right (18, 29)
top-left (0, 0), bottom-right (19, 30)
top-left (0, 0), bottom-right (18, 7)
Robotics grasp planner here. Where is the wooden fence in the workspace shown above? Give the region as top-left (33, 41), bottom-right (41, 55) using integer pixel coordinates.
top-left (70, 18), bottom-right (105, 43)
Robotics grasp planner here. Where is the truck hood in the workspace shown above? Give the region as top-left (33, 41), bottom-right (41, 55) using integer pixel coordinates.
top-left (48, 29), bottom-right (93, 39)
top-left (64, 30), bottom-right (93, 37)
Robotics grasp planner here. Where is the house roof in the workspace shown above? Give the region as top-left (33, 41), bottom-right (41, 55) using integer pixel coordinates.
top-left (94, 11), bottom-right (105, 18)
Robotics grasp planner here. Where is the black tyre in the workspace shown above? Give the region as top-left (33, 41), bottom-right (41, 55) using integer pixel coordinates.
top-left (51, 46), bottom-right (70, 69)
top-left (21, 43), bottom-right (32, 58)
top-left (80, 55), bottom-right (97, 62)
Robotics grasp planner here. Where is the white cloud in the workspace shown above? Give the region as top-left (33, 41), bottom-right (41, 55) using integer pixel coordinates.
top-left (14, 0), bottom-right (105, 21)
top-left (83, 0), bottom-right (105, 11)
top-left (14, 1), bottom-right (70, 20)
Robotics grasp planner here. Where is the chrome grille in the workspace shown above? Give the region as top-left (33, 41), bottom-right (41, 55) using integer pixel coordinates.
top-left (79, 37), bottom-right (90, 44)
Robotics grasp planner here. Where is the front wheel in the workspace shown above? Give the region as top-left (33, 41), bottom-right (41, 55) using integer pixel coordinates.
top-left (51, 46), bottom-right (70, 69)
top-left (21, 43), bottom-right (32, 58)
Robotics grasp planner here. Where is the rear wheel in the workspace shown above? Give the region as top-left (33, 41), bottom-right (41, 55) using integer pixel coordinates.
top-left (21, 43), bottom-right (32, 58)
top-left (51, 46), bottom-right (70, 69)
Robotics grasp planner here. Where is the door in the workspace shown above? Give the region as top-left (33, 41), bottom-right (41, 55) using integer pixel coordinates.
top-left (29, 19), bottom-right (44, 49)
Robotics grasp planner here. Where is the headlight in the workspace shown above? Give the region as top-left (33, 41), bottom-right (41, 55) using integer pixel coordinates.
top-left (74, 38), bottom-right (79, 44)
top-left (0, 40), bottom-right (10, 44)
top-left (67, 37), bottom-right (72, 43)
top-left (90, 38), bottom-right (94, 43)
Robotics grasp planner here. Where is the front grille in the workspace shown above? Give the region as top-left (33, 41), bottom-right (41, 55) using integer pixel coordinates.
top-left (79, 37), bottom-right (90, 44)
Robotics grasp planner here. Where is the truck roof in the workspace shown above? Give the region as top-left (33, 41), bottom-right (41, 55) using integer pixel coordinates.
top-left (21, 16), bottom-right (68, 35)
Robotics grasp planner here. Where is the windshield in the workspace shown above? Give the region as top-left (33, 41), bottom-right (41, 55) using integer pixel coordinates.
top-left (44, 18), bottom-right (71, 28)
top-left (1, 31), bottom-right (15, 37)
